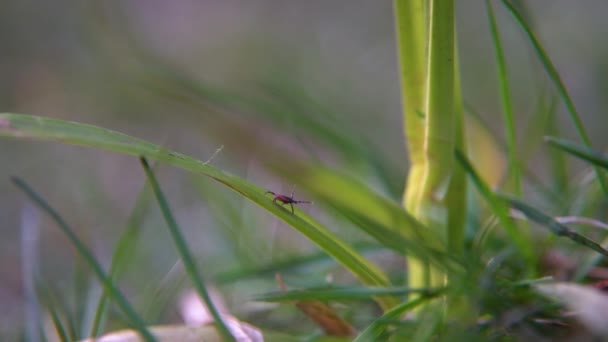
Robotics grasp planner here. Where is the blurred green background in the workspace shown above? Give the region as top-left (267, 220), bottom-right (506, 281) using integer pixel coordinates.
top-left (2, 0), bottom-right (608, 339)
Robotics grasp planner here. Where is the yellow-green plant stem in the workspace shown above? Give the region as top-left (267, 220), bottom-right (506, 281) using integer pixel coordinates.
top-left (394, 0), bottom-right (464, 304)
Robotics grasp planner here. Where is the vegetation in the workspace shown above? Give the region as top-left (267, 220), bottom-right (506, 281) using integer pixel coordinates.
top-left (2, 1), bottom-right (608, 341)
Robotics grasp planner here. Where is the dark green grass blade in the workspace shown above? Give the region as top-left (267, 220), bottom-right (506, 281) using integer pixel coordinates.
top-left (487, 0), bottom-right (521, 196)
top-left (139, 157), bottom-right (235, 342)
top-left (455, 149), bottom-right (534, 265)
top-left (37, 285), bottom-right (70, 342)
top-left (546, 136), bottom-right (608, 170)
top-left (501, 195), bottom-right (608, 257)
top-left (353, 295), bottom-right (438, 342)
top-left (256, 286), bottom-right (440, 302)
top-left (500, 0), bottom-right (608, 196)
top-left (89, 173), bottom-right (155, 338)
top-left (11, 177), bottom-right (157, 342)
top-left (0, 113), bottom-right (394, 310)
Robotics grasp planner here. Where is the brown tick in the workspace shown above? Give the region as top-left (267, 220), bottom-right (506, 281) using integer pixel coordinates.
top-left (265, 189), bottom-right (311, 214)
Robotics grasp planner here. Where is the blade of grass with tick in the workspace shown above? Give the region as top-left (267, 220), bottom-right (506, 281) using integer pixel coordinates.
top-left (455, 149), bottom-right (535, 267)
top-left (272, 162), bottom-right (452, 268)
top-left (500, 195), bottom-right (608, 257)
top-left (11, 177), bottom-right (157, 342)
top-left (139, 157), bottom-right (235, 342)
top-left (0, 113), bottom-right (396, 311)
top-left (89, 170), bottom-right (155, 338)
top-left (256, 286), bottom-right (440, 302)
top-left (500, 0), bottom-right (608, 196)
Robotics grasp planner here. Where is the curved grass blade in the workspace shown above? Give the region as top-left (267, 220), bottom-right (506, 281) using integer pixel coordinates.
top-left (501, 195), bottom-right (608, 257)
top-left (500, 0), bottom-right (608, 196)
top-left (139, 157), bottom-right (235, 342)
top-left (11, 177), bottom-right (157, 342)
top-left (277, 162), bottom-right (443, 249)
top-left (256, 286), bottom-right (440, 302)
top-left (272, 162), bottom-right (457, 272)
top-left (353, 295), bottom-right (439, 342)
top-left (0, 113), bottom-right (395, 310)
top-left (455, 149), bottom-right (534, 266)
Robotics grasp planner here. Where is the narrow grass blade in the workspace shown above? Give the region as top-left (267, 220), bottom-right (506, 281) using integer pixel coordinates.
top-left (11, 177), bottom-right (157, 342)
top-left (256, 286), bottom-right (440, 302)
top-left (37, 286), bottom-right (70, 342)
top-left (487, 0), bottom-right (521, 196)
top-left (353, 295), bottom-right (438, 342)
top-left (139, 157), bottom-right (235, 342)
top-left (501, 195), bottom-right (608, 257)
top-left (500, 0), bottom-right (608, 196)
top-left (89, 173), bottom-right (155, 338)
top-left (0, 113), bottom-right (394, 310)
top-left (455, 150), bottom-right (534, 265)
top-left (546, 136), bottom-right (608, 170)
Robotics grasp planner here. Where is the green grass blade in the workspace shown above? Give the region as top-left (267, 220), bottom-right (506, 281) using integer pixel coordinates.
top-left (353, 296), bottom-right (438, 342)
top-left (139, 157), bottom-right (235, 342)
top-left (256, 286), bottom-right (440, 302)
top-left (545, 136), bottom-right (608, 170)
top-left (500, 0), bottom-right (608, 196)
top-left (487, 0), bottom-right (521, 196)
top-left (0, 113), bottom-right (394, 311)
top-left (37, 286), bottom-right (70, 342)
top-left (501, 195), bottom-right (608, 257)
top-left (11, 177), bottom-right (157, 342)
top-left (89, 173), bottom-right (155, 338)
top-left (455, 150), bottom-right (534, 265)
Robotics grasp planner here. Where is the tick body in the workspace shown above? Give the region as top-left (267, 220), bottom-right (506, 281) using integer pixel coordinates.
top-left (265, 190), bottom-right (311, 214)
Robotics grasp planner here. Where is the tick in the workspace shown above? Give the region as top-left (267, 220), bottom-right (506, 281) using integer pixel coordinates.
top-left (265, 189), bottom-right (311, 214)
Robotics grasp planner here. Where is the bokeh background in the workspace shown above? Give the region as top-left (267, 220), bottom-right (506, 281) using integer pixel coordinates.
top-left (2, 0), bottom-right (608, 339)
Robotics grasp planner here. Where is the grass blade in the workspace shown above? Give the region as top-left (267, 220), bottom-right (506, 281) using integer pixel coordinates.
top-left (353, 295), bottom-right (438, 342)
top-left (487, 0), bottom-right (521, 195)
top-left (546, 136), bottom-right (608, 170)
top-left (37, 286), bottom-right (70, 342)
top-left (139, 157), bottom-right (235, 342)
top-left (256, 286), bottom-right (440, 302)
top-left (500, 0), bottom-right (608, 196)
top-left (455, 149), bottom-right (534, 266)
top-left (501, 195), bottom-right (608, 257)
top-left (0, 113), bottom-right (394, 310)
top-left (11, 177), bottom-right (157, 342)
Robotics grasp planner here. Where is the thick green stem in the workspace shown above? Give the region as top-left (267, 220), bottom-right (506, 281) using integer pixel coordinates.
top-left (394, 0), bottom-right (465, 306)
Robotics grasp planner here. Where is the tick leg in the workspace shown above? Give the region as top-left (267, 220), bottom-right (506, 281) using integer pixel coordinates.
top-left (290, 203), bottom-right (294, 214)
